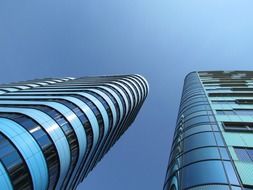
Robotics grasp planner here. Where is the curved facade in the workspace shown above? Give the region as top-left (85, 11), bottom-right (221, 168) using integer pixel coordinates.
top-left (0, 74), bottom-right (148, 190)
top-left (164, 71), bottom-right (253, 190)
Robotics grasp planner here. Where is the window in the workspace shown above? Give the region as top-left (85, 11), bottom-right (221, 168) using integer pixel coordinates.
top-left (219, 148), bottom-right (230, 160)
top-left (232, 88), bottom-right (253, 91)
top-left (223, 161), bottom-right (240, 185)
top-left (235, 109), bottom-right (253, 116)
top-left (185, 111), bottom-right (209, 121)
top-left (183, 147), bottom-right (221, 166)
top-left (209, 93), bottom-right (253, 97)
top-left (234, 147), bottom-right (253, 162)
top-left (206, 88), bottom-right (231, 91)
top-left (217, 109), bottom-right (253, 116)
top-left (187, 185), bottom-right (230, 190)
top-left (236, 99), bottom-right (253, 105)
top-left (184, 115), bottom-right (211, 128)
top-left (183, 124), bottom-right (213, 137)
top-left (182, 161), bottom-right (227, 189)
top-left (214, 133), bottom-right (224, 146)
top-left (216, 110), bottom-right (235, 115)
top-left (0, 133), bottom-right (33, 189)
top-left (220, 83), bottom-right (247, 87)
top-left (212, 100), bottom-right (234, 105)
top-left (223, 122), bottom-right (253, 132)
top-left (183, 132), bottom-right (217, 152)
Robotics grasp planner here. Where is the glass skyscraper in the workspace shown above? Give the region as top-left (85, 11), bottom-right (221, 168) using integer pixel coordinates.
top-left (164, 71), bottom-right (253, 190)
top-left (0, 74), bottom-right (148, 190)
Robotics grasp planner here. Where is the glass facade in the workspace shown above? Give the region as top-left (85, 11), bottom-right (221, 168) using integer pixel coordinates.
top-left (0, 75), bottom-right (148, 190)
top-left (164, 71), bottom-right (253, 190)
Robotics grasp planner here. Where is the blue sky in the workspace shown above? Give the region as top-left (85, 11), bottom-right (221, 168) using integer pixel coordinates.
top-left (1, 0), bottom-right (253, 189)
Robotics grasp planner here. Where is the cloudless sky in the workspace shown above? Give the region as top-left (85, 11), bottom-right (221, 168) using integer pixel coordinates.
top-left (1, 0), bottom-right (253, 189)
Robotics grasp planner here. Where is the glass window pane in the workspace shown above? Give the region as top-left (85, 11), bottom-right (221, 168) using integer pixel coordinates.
top-left (183, 147), bottom-right (220, 165)
top-left (235, 109), bottom-right (253, 116)
top-left (188, 185), bottom-right (230, 190)
top-left (184, 132), bottom-right (216, 152)
top-left (214, 133), bottom-right (224, 146)
top-left (223, 161), bottom-right (239, 186)
top-left (184, 125), bottom-right (212, 137)
top-left (246, 149), bottom-right (253, 161)
top-left (182, 161), bottom-right (227, 189)
top-left (234, 147), bottom-right (251, 162)
top-left (219, 148), bottom-right (230, 160)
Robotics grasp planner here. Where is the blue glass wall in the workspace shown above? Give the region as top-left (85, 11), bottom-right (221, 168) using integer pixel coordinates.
top-left (163, 72), bottom-right (241, 190)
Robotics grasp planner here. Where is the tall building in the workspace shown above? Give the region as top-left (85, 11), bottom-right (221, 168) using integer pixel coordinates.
top-left (164, 71), bottom-right (253, 190)
top-left (0, 75), bottom-right (148, 190)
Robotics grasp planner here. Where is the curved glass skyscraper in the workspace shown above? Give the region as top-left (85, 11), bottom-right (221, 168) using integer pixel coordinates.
top-left (164, 71), bottom-right (253, 190)
top-left (0, 74), bottom-right (148, 190)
